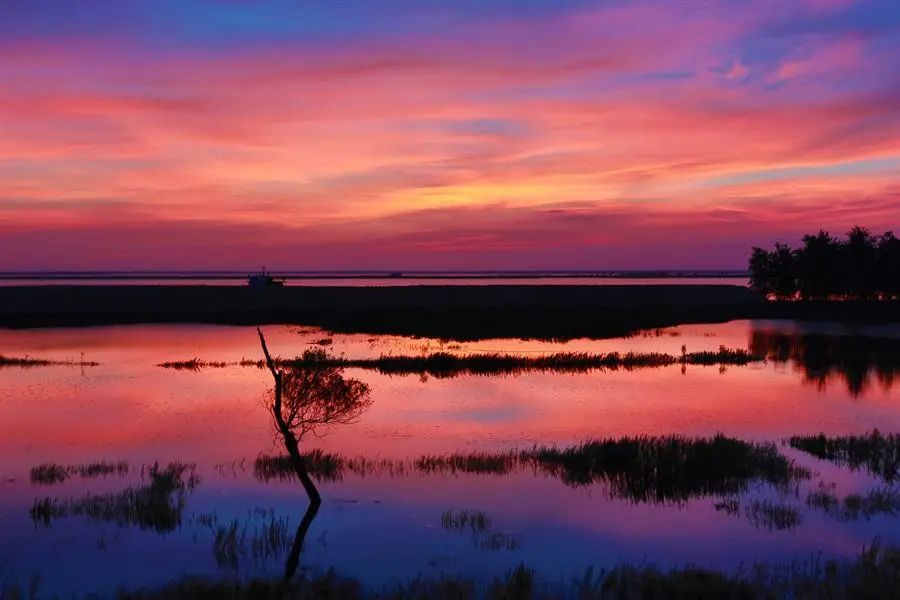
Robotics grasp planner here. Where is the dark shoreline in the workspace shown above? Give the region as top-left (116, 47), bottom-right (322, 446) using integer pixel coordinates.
top-left (0, 284), bottom-right (897, 340)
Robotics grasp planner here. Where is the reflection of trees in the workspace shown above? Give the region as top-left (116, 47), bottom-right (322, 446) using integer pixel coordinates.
top-left (257, 328), bottom-right (372, 585)
top-left (750, 330), bottom-right (900, 396)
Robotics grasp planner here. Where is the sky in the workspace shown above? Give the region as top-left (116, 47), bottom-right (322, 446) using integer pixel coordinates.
top-left (1, 0), bottom-right (899, 270)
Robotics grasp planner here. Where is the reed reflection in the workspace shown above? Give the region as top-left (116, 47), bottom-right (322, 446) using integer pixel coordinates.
top-left (29, 462), bottom-right (198, 532)
top-left (254, 436), bottom-right (809, 505)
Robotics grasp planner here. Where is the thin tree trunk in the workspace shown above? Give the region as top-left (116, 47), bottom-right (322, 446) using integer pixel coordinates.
top-left (258, 327), bottom-right (323, 505)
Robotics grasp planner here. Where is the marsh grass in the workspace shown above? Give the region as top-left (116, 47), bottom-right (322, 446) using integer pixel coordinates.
top-left (253, 436), bottom-right (807, 505)
top-left (157, 346), bottom-right (762, 377)
top-left (441, 510), bottom-right (491, 534)
top-left (440, 509), bottom-right (521, 553)
top-left (807, 486), bottom-right (900, 521)
top-left (30, 462), bottom-right (198, 532)
top-left (30, 461), bottom-right (129, 485)
top-left (415, 451), bottom-right (518, 475)
top-left (210, 512), bottom-right (293, 572)
top-left (788, 430), bottom-right (900, 482)
top-left (744, 500), bottom-right (802, 531)
top-left (0, 354), bottom-right (99, 368)
top-left (254, 450), bottom-right (349, 483)
top-left (156, 358), bottom-right (237, 371)
top-left (713, 497), bottom-right (741, 516)
top-left (522, 435), bottom-right (808, 504)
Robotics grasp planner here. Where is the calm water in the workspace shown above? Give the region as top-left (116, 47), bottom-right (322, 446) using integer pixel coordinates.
top-left (1, 320), bottom-right (899, 596)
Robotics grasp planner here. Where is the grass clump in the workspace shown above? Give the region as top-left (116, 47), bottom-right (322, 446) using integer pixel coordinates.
top-left (522, 435), bottom-right (807, 504)
top-left (252, 436), bottom-right (806, 505)
top-left (744, 500), bottom-right (801, 531)
top-left (0, 354), bottom-right (99, 368)
top-left (415, 451), bottom-right (518, 475)
top-left (441, 509), bottom-right (491, 534)
top-left (30, 462), bottom-right (198, 532)
top-left (156, 358), bottom-right (234, 371)
top-left (789, 430), bottom-right (900, 482)
top-left (158, 347), bottom-right (763, 377)
top-left (253, 450), bottom-right (346, 483)
top-left (30, 461), bottom-right (129, 485)
top-left (807, 486), bottom-right (900, 521)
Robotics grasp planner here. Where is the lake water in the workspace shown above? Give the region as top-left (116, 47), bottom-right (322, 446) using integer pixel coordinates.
top-left (1, 320), bottom-right (899, 596)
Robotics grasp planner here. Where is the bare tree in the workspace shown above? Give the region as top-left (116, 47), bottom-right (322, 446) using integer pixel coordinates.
top-left (258, 328), bottom-right (372, 587)
top-left (257, 328), bottom-right (371, 504)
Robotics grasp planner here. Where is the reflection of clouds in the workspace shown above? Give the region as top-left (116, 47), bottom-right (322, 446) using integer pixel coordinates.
top-left (438, 405), bottom-right (534, 424)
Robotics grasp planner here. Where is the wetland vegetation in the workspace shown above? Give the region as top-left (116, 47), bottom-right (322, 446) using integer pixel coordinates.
top-left (6, 321), bottom-right (900, 598)
top-left (157, 346), bottom-right (761, 376)
top-left (789, 431), bottom-right (900, 483)
top-left (29, 463), bottom-right (198, 532)
top-left (0, 354), bottom-right (99, 368)
top-left (251, 435), bottom-right (808, 504)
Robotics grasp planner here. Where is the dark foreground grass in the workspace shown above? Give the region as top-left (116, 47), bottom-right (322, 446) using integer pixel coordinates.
top-left (4, 541), bottom-right (893, 599)
top-left (254, 435), bottom-right (807, 504)
top-left (788, 430), bottom-right (900, 482)
top-left (158, 346), bottom-right (762, 377)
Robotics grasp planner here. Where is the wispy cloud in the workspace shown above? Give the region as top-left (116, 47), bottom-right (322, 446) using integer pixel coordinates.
top-left (1, 0), bottom-right (898, 268)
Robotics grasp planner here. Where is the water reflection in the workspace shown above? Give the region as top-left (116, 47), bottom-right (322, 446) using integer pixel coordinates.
top-left (750, 330), bottom-right (900, 396)
top-left (250, 436), bottom-right (808, 505)
top-left (4, 321), bottom-right (900, 597)
top-left (789, 431), bottom-right (900, 482)
top-left (807, 484), bottom-right (900, 521)
top-left (30, 462), bottom-right (198, 532)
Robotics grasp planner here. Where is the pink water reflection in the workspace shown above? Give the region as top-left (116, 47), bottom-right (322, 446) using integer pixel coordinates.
top-left (1, 321), bottom-right (899, 596)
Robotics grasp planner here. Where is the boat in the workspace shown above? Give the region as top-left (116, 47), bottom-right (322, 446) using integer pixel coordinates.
top-left (247, 269), bottom-right (285, 288)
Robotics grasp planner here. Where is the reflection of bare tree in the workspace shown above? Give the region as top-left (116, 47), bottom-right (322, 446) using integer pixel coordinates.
top-left (257, 328), bottom-right (371, 584)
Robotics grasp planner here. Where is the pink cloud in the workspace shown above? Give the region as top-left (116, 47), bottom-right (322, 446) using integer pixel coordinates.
top-left (1, 0), bottom-right (898, 269)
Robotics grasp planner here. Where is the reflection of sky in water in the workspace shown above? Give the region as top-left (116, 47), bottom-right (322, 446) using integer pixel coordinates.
top-left (0, 321), bottom-right (899, 596)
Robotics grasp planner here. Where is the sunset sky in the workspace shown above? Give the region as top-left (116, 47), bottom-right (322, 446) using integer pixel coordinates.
top-left (2, 0), bottom-right (899, 270)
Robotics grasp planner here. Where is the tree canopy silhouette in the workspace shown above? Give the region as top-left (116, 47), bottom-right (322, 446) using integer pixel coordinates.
top-left (749, 227), bottom-right (900, 300)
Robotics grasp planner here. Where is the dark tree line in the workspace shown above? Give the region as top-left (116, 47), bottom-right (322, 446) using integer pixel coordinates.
top-left (749, 227), bottom-right (900, 300)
